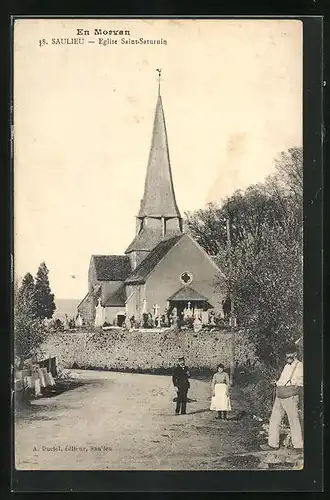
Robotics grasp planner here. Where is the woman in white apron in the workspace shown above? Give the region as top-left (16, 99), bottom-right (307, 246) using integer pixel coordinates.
top-left (210, 363), bottom-right (231, 419)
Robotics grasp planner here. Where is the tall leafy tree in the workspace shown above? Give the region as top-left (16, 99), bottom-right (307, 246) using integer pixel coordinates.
top-left (33, 262), bottom-right (56, 320)
top-left (17, 272), bottom-right (37, 311)
top-left (14, 274), bottom-right (47, 360)
top-left (184, 203), bottom-right (227, 255)
top-left (184, 147), bottom-right (303, 368)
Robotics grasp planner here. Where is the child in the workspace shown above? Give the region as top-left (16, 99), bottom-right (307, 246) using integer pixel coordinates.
top-left (210, 363), bottom-right (231, 419)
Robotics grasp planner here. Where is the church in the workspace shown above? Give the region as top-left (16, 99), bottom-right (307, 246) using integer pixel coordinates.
top-left (77, 80), bottom-right (227, 328)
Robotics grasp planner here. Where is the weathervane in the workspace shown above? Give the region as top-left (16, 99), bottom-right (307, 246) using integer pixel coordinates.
top-left (156, 68), bottom-right (162, 95)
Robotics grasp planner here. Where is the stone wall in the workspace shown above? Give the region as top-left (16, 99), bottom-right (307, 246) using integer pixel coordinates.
top-left (38, 328), bottom-right (258, 373)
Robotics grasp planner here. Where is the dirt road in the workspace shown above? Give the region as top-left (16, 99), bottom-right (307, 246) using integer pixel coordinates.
top-left (15, 370), bottom-right (260, 470)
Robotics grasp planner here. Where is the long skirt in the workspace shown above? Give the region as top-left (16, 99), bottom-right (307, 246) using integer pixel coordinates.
top-left (210, 383), bottom-right (231, 411)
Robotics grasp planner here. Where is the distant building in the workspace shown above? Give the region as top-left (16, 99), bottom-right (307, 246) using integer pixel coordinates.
top-left (78, 84), bottom-right (227, 327)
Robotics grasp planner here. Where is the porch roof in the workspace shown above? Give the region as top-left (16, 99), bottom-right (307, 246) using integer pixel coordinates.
top-left (168, 286), bottom-right (210, 303)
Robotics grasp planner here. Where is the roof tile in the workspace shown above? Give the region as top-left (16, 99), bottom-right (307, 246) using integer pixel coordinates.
top-left (168, 286), bottom-right (210, 303)
top-left (93, 255), bottom-right (131, 281)
top-left (104, 285), bottom-right (126, 306)
top-left (138, 95), bottom-right (181, 218)
top-left (125, 228), bottom-right (162, 253)
top-left (125, 234), bottom-right (183, 284)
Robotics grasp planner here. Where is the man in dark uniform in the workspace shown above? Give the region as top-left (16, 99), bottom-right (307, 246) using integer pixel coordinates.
top-left (172, 356), bottom-right (190, 415)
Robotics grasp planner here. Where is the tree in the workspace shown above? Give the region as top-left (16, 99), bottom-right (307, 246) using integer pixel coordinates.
top-left (184, 203), bottom-right (227, 255)
top-left (227, 224), bottom-right (302, 367)
top-left (33, 262), bottom-right (56, 320)
top-left (184, 147), bottom-right (303, 368)
top-left (14, 274), bottom-right (47, 361)
top-left (17, 272), bottom-right (37, 312)
top-left (48, 318), bottom-right (64, 332)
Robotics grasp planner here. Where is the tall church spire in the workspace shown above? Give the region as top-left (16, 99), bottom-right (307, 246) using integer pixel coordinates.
top-left (125, 73), bottom-right (182, 268)
top-left (138, 78), bottom-right (181, 218)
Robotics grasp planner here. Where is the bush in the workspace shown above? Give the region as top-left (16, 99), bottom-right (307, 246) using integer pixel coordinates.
top-left (237, 363), bottom-right (278, 419)
top-left (48, 318), bottom-right (64, 333)
top-left (14, 301), bottom-right (48, 360)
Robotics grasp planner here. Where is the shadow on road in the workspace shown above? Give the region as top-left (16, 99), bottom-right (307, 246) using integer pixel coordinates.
top-left (14, 379), bottom-right (102, 422)
top-left (14, 404), bottom-right (57, 422)
top-left (187, 408), bottom-right (210, 415)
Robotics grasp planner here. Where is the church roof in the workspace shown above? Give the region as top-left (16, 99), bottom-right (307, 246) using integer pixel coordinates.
top-left (77, 292), bottom-right (90, 309)
top-left (104, 285), bottom-right (126, 307)
top-left (210, 255), bottom-right (223, 268)
top-left (138, 94), bottom-right (181, 218)
top-left (125, 228), bottom-right (162, 253)
top-left (125, 234), bottom-right (184, 284)
top-left (92, 255), bottom-right (131, 281)
top-left (168, 286), bottom-right (210, 303)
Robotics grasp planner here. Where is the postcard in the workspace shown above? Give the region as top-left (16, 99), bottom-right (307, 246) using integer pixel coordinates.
top-left (13, 18), bottom-right (305, 473)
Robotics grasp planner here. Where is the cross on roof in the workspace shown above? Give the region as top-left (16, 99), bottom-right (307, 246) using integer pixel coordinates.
top-left (156, 68), bottom-right (162, 94)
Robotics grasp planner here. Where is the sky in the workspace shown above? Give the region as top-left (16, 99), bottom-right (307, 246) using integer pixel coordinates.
top-left (14, 19), bottom-right (302, 299)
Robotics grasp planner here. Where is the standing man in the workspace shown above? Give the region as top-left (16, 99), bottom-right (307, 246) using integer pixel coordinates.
top-left (172, 356), bottom-right (190, 415)
top-left (261, 345), bottom-right (303, 451)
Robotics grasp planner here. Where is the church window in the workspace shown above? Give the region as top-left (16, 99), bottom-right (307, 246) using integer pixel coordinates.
top-left (180, 271), bottom-right (193, 285)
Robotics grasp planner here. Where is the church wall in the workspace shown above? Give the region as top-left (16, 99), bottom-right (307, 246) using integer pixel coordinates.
top-left (145, 217), bottom-right (162, 230)
top-left (88, 258), bottom-right (126, 302)
top-left (128, 251), bottom-right (137, 270)
top-left (104, 306), bottom-right (126, 325)
top-left (83, 257), bottom-right (127, 324)
top-left (145, 234), bottom-right (227, 316)
top-left (100, 281), bottom-right (125, 303)
top-left (128, 250), bottom-right (150, 270)
top-left (125, 284), bottom-right (146, 321)
top-left (77, 294), bottom-right (95, 326)
top-left (136, 217), bottom-right (142, 233)
top-left (165, 217), bottom-right (181, 232)
top-left (87, 258), bottom-right (105, 295)
top-left (125, 284), bottom-right (138, 318)
top-left (88, 257), bottom-right (97, 293)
